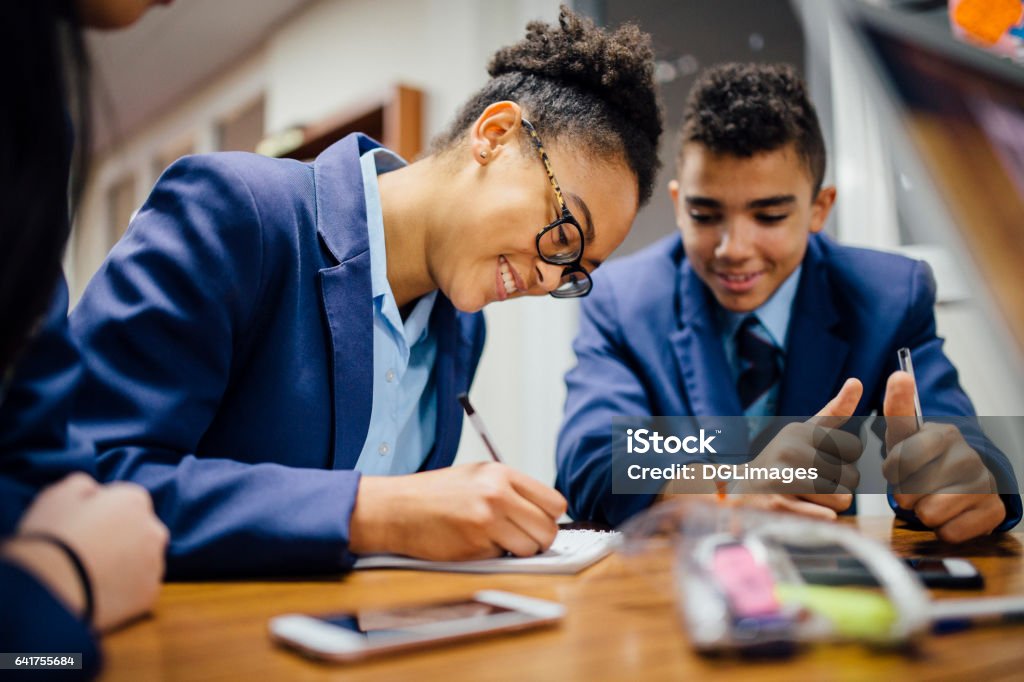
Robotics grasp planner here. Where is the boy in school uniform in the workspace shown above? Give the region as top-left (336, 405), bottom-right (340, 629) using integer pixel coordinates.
top-left (556, 62), bottom-right (1021, 542)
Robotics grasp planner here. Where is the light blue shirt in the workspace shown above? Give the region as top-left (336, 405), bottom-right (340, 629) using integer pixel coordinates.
top-left (717, 265), bottom-right (802, 420)
top-left (353, 148), bottom-right (439, 475)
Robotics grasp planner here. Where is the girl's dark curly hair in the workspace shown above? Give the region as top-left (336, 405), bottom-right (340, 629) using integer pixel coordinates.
top-left (679, 62), bottom-right (826, 195)
top-left (433, 5), bottom-right (663, 206)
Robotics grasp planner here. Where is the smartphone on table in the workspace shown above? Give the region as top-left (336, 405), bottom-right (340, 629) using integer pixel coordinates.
top-left (269, 590), bottom-right (565, 663)
top-left (903, 557), bottom-right (984, 589)
top-left (784, 543), bottom-right (984, 589)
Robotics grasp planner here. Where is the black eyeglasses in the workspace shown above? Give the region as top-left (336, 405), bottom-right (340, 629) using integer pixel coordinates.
top-left (520, 118), bottom-right (592, 299)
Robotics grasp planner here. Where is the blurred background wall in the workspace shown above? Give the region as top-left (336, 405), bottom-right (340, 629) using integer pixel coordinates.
top-left (68, 0), bottom-right (1024, 511)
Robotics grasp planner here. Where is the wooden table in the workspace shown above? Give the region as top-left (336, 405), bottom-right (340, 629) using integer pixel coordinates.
top-left (99, 517), bottom-right (1024, 681)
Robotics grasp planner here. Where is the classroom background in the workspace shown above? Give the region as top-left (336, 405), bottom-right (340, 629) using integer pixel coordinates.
top-left (67, 0), bottom-right (1024, 514)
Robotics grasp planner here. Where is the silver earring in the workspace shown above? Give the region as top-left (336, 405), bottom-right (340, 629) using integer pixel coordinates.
top-left (479, 150), bottom-right (488, 159)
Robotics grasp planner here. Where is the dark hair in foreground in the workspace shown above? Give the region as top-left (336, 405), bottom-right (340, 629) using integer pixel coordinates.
top-left (0, 1), bottom-right (91, 374)
top-left (679, 62), bottom-right (826, 195)
top-left (433, 5), bottom-right (663, 206)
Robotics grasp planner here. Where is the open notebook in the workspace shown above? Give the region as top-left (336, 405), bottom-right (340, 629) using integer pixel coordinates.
top-left (353, 529), bottom-right (620, 575)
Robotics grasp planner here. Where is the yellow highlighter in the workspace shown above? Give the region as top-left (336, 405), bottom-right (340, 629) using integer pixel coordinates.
top-left (775, 583), bottom-right (898, 642)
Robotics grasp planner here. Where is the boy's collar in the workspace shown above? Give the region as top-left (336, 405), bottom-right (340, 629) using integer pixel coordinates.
top-left (717, 264), bottom-right (803, 348)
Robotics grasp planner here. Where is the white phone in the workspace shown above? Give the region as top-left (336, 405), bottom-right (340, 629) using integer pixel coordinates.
top-left (268, 590), bottom-right (565, 663)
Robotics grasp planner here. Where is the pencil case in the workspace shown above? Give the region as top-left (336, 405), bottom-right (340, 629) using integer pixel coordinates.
top-left (619, 500), bottom-right (931, 657)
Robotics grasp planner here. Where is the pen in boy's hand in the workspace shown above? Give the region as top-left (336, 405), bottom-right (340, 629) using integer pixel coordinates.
top-left (896, 347), bottom-right (924, 430)
top-left (457, 393), bottom-right (506, 464)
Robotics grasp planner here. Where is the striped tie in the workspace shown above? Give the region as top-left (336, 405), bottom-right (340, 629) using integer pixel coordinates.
top-left (736, 315), bottom-right (781, 412)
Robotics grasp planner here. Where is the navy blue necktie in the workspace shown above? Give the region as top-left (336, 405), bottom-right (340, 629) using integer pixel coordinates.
top-left (736, 315), bottom-right (781, 411)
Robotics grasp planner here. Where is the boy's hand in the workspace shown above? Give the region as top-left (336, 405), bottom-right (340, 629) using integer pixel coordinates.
top-left (883, 371), bottom-right (1005, 543)
top-left (729, 378), bottom-right (864, 519)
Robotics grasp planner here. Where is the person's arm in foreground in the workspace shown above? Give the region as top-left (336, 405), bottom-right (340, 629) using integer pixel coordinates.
top-left (0, 278), bottom-right (94, 532)
top-left (1, 473), bottom-right (167, 677)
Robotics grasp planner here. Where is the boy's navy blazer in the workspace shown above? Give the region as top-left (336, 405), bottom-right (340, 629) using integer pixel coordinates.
top-left (70, 134), bottom-right (486, 578)
top-left (556, 232), bottom-right (1021, 529)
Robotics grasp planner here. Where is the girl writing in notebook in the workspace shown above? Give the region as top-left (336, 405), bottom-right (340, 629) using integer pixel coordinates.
top-left (67, 7), bottom-right (663, 578)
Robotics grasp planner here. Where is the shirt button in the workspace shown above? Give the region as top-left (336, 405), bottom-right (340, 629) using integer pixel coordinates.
top-left (385, 369), bottom-right (396, 383)
top-left (378, 442), bottom-right (390, 455)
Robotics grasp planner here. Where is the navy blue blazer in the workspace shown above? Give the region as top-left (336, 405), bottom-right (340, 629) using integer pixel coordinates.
top-left (0, 277), bottom-right (93, 532)
top-left (70, 134), bottom-right (486, 578)
top-left (0, 561), bottom-right (100, 679)
top-left (556, 233), bottom-right (1022, 529)
top-left (1, 279), bottom-right (99, 672)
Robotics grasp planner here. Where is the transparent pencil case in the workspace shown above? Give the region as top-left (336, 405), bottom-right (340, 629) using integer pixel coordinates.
top-left (619, 500), bottom-right (931, 657)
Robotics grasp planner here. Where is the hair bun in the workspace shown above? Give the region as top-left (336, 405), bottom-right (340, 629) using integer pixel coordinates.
top-left (487, 5), bottom-right (659, 148)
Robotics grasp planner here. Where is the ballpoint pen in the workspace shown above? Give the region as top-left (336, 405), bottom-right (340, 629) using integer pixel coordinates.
top-left (457, 393), bottom-right (506, 464)
top-left (897, 347), bottom-right (924, 430)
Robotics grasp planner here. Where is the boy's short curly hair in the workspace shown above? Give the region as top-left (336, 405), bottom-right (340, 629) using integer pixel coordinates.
top-left (433, 5), bottom-right (663, 206)
top-left (679, 63), bottom-right (826, 195)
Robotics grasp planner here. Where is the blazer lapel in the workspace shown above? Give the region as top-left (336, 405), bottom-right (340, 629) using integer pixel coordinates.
top-left (313, 134), bottom-right (383, 469)
top-left (670, 261), bottom-right (750, 457)
top-left (777, 238), bottom-right (851, 416)
top-left (671, 261), bottom-right (743, 417)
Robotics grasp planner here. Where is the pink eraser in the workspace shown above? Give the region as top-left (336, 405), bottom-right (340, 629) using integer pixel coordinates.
top-left (711, 544), bottom-right (780, 618)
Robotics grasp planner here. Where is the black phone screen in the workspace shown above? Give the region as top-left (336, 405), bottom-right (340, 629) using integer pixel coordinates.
top-left (905, 558), bottom-right (951, 575)
top-left (320, 599), bottom-right (516, 642)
